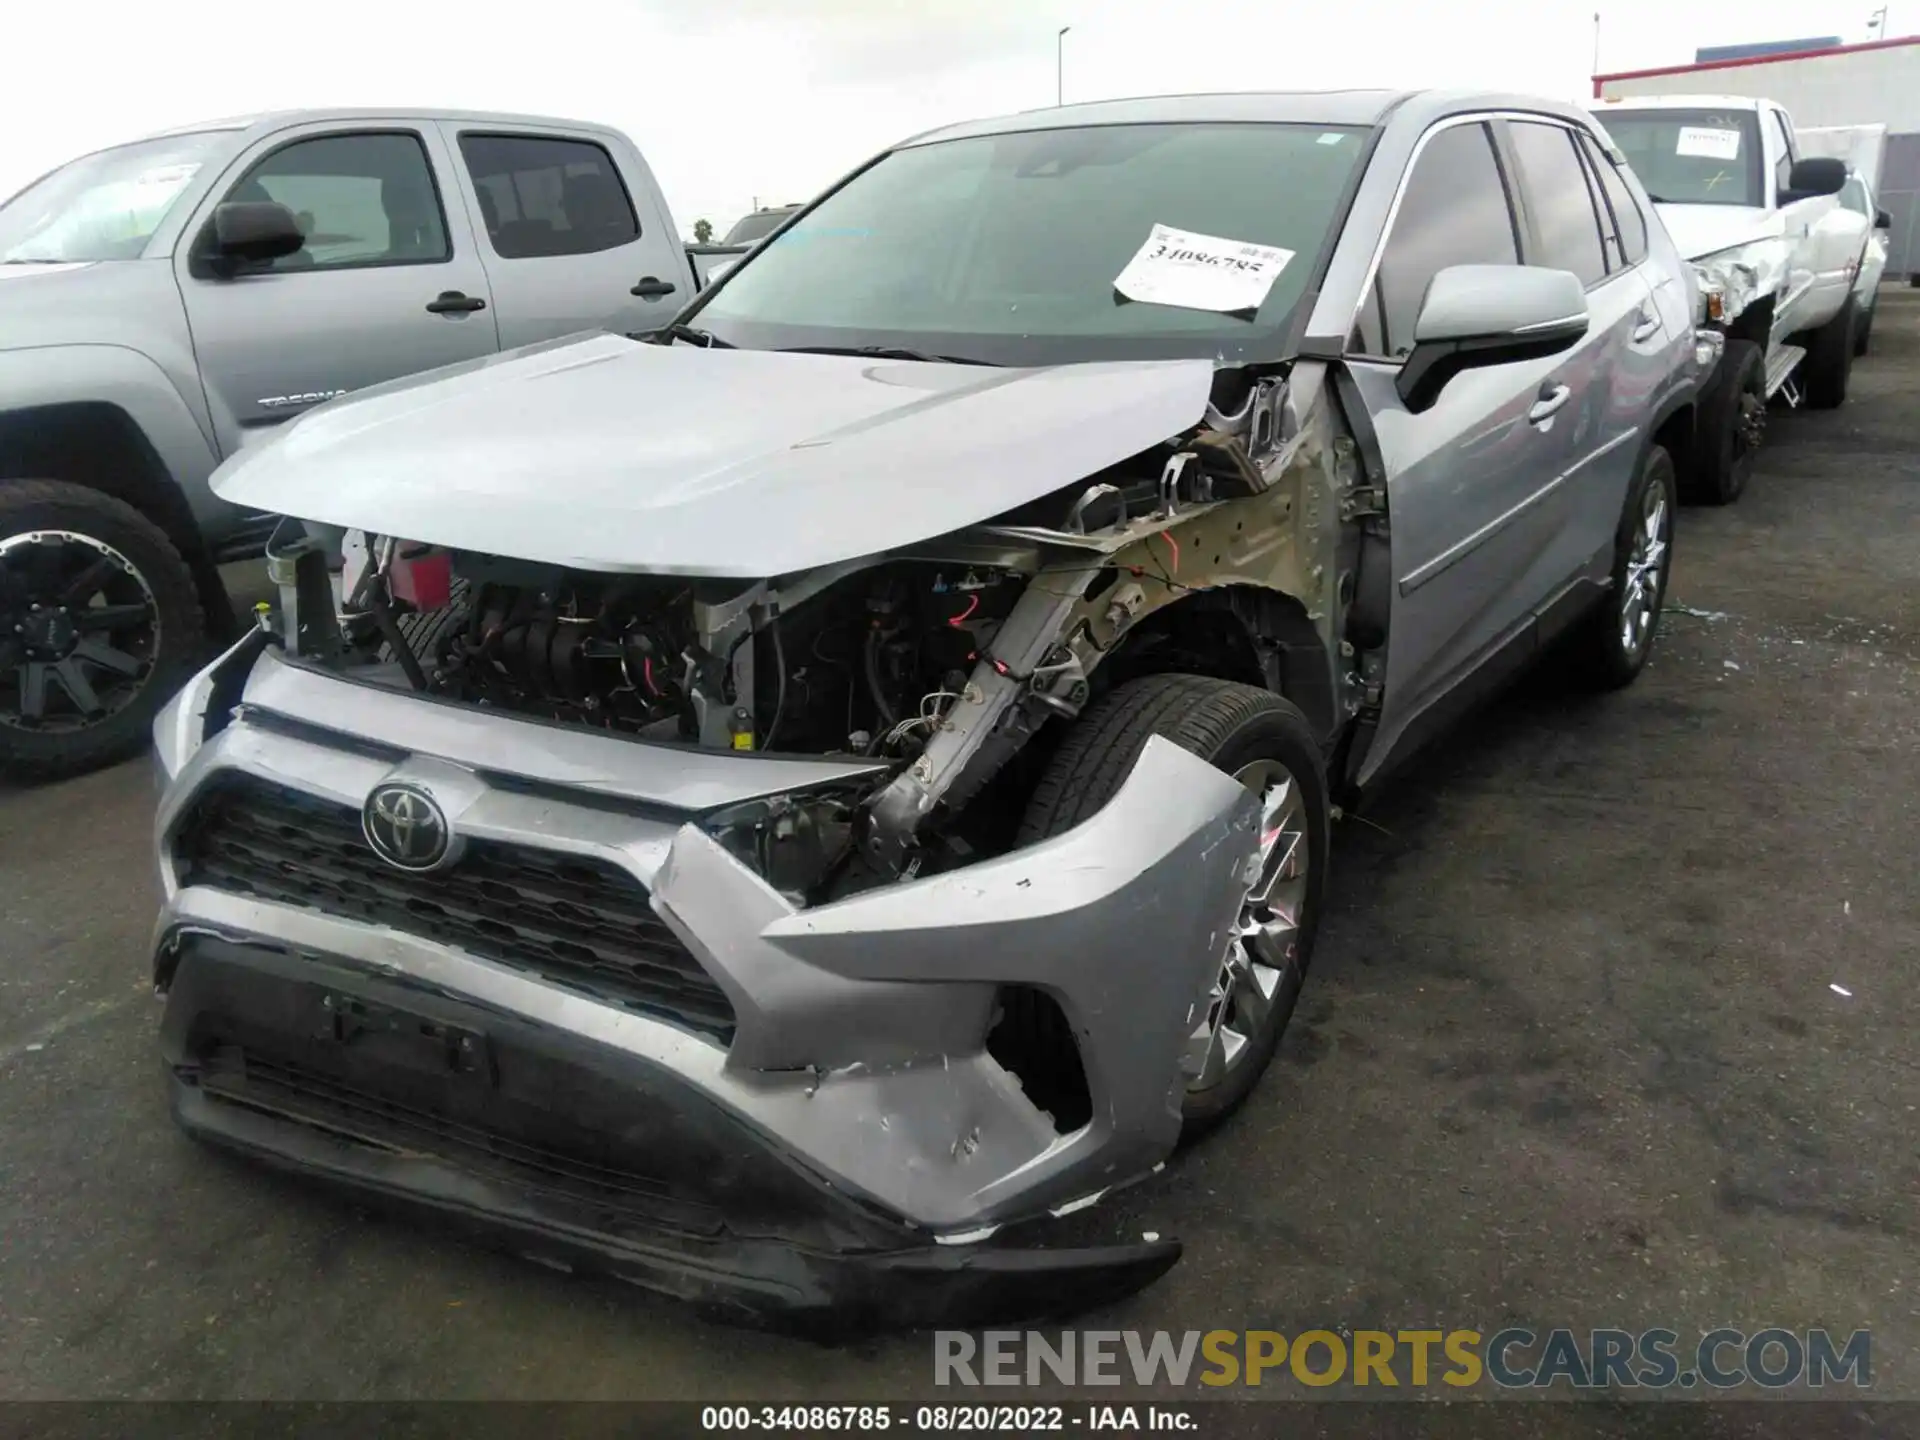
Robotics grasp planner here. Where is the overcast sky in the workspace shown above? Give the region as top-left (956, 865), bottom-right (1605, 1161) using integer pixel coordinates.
top-left (1, 0), bottom-right (1889, 236)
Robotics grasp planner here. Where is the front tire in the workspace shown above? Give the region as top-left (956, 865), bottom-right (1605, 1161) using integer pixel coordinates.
top-left (0, 480), bottom-right (205, 783)
top-left (1563, 445), bottom-right (1675, 691)
top-left (1799, 294), bottom-right (1855, 409)
top-left (1018, 674), bottom-right (1330, 1135)
top-left (1686, 338), bottom-right (1765, 506)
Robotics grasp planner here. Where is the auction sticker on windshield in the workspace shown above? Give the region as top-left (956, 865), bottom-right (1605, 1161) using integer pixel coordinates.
top-left (1113, 224), bottom-right (1294, 316)
top-left (1675, 127), bottom-right (1741, 161)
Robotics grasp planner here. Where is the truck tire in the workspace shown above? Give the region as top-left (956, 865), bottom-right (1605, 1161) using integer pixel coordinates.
top-left (1016, 674), bottom-right (1329, 1136)
top-left (1562, 444), bottom-right (1675, 691)
top-left (1798, 294), bottom-right (1855, 410)
top-left (1853, 297), bottom-right (1875, 358)
top-left (0, 480), bottom-right (206, 782)
top-left (1686, 338), bottom-right (1765, 506)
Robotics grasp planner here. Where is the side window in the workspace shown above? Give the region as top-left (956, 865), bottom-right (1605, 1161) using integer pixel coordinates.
top-left (1771, 112), bottom-right (1796, 198)
top-left (457, 134), bottom-right (640, 259)
top-left (1579, 131), bottom-right (1648, 267)
top-left (224, 132), bottom-right (449, 271)
top-left (1352, 122), bottom-right (1519, 358)
top-left (1506, 121), bottom-right (1609, 287)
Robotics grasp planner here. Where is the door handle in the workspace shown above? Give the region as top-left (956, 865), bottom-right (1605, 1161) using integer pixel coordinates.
top-left (425, 291), bottom-right (486, 314)
top-left (1632, 309), bottom-right (1662, 343)
top-left (1528, 383), bottom-right (1572, 425)
top-left (630, 276), bottom-right (678, 299)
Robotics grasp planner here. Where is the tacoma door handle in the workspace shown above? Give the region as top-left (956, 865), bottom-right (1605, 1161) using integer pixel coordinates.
top-left (630, 276), bottom-right (678, 299)
top-left (425, 291), bottom-right (486, 314)
top-left (1529, 383), bottom-right (1572, 425)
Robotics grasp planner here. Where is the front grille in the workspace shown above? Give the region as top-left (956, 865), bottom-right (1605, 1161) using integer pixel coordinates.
top-left (196, 1043), bottom-right (727, 1237)
top-left (174, 776), bottom-right (735, 1039)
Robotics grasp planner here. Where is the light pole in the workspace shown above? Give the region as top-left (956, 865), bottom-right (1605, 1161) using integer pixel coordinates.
top-left (1592, 12), bottom-right (1602, 81)
top-left (1868, 7), bottom-right (1888, 38)
top-left (1057, 25), bottom-right (1071, 107)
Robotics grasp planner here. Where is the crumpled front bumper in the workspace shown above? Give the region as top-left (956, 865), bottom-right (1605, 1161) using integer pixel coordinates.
top-left (151, 647), bottom-right (1261, 1329)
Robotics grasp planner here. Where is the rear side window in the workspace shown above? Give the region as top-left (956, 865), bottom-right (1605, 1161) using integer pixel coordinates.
top-left (1506, 121), bottom-right (1609, 287)
top-left (1352, 121), bottom-right (1520, 358)
top-left (223, 132), bottom-right (449, 271)
top-left (1579, 131), bottom-right (1648, 267)
top-left (458, 134), bottom-right (640, 259)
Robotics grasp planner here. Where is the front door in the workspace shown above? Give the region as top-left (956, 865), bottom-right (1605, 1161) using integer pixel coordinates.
top-left (1344, 118), bottom-right (1583, 777)
top-left (175, 123), bottom-right (500, 456)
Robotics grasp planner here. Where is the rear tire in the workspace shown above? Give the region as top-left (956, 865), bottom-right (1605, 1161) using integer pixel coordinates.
top-left (1563, 445), bottom-right (1675, 691)
top-left (1798, 295), bottom-right (1855, 409)
top-left (1685, 338), bottom-right (1764, 506)
top-left (0, 480), bottom-right (206, 783)
top-left (1017, 674), bottom-right (1329, 1136)
top-left (1852, 297), bottom-right (1875, 357)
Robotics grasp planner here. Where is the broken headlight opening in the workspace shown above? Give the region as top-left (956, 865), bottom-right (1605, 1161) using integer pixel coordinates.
top-left (1691, 237), bottom-right (1791, 327)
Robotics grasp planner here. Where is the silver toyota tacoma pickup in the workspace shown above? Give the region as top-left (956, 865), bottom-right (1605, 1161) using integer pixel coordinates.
top-left (150, 90), bottom-right (1713, 1333)
top-left (0, 108), bottom-right (708, 781)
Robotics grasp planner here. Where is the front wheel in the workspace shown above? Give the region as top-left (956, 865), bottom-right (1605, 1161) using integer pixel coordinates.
top-left (1017, 674), bottom-right (1330, 1135)
top-left (1686, 337), bottom-right (1765, 506)
top-left (0, 480), bottom-right (206, 782)
top-left (1562, 445), bottom-right (1676, 691)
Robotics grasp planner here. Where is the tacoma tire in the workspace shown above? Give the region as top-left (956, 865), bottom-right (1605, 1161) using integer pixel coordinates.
top-left (1017, 674), bottom-right (1329, 1135)
top-left (1853, 296), bottom-right (1875, 357)
top-left (1564, 445), bottom-right (1675, 691)
top-left (1799, 294), bottom-right (1855, 409)
top-left (0, 480), bottom-right (206, 782)
top-left (1686, 338), bottom-right (1765, 506)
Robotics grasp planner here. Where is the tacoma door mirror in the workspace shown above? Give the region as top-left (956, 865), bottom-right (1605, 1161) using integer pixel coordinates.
top-left (1395, 264), bottom-right (1589, 413)
top-left (208, 201), bottom-right (306, 269)
top-left (1781, 157), bottom-right (1847, 203)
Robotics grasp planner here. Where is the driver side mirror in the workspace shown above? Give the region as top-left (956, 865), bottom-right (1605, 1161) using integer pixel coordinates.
top-left (1781, 157), bottom-right (1847, 203)
top-left (1396, 264), bottom-right (1590, 413)
top-left (207, 200), bottom-right (306, 271)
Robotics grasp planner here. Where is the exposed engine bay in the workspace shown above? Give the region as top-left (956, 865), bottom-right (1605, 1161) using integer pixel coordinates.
top-left (259, 361), bottom-right (1373, 895)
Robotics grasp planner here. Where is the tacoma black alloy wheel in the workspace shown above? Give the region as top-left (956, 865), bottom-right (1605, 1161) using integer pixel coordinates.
top-left (0, 480), bottom-right (206, 782)
top-left (1, 530), bottom-right (160, 732)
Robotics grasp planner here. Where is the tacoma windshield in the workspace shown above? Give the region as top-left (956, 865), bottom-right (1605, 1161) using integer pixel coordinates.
top-left (0, 131), bottom-right (233, 263)
top-left (690, 122), bottom-right (1368, 366)
top-left (1597, 109), bottom-right (1763, 207)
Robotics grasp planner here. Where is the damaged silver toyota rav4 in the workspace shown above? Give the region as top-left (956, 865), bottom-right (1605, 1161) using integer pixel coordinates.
top-left (150, 91), bottom-right (1710, 1332)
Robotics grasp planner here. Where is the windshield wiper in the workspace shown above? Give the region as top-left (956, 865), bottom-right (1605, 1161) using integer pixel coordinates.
top-left (651, 323), bottom-right (734, 348)
top-left (778, 344), bottom-right (997, 366)
top-left (1643, 192), bottom-right (1673, 204)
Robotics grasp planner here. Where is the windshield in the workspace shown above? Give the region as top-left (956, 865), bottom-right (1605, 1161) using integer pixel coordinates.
top-left (1598, 109), bottom-right (1763, 207)
top-left (724, 208), bottom-right (796, 244)
top-left (0, 131), bottom-right (233, 264)
top-left (691, 122), bottom-right (1369, 365)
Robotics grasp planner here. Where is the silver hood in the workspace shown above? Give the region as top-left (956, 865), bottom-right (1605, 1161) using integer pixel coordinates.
top-left (212, 332), bottom-right (1218, 576)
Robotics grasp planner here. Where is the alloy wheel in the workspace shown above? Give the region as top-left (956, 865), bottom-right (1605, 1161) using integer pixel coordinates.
top-left (0, 530), bottom-right (161, 733)
top-left (1618, 483), bottom-right (1671, 660)
top-left (1187, 758), bottom-right (1309, 1093)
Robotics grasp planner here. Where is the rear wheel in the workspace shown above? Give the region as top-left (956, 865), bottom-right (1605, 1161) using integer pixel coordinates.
top-left (1798, 295), bottom-right (1855, 410)
top-left (0, 480), bottom-right (205, 782)
top-left (1017, 674), bottom-right (1329, 1135)
top-left (1853, 296), bottom-right (1875, 357)
top-left (1563, 445), bottom-right (1675, 691)
top-left (1686, 338), bottom-right (1765, 506)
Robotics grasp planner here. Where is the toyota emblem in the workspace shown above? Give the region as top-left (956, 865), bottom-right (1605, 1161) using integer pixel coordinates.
top-left (362, 782), bottom-right (452, 872)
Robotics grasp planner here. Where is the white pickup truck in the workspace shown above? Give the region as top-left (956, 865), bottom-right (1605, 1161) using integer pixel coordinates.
top-left (1592, 93), bottom-right (1865, 505)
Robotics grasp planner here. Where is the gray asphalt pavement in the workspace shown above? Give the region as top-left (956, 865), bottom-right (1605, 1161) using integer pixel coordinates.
top-left (2, 292), bottom-right (1916, 1405)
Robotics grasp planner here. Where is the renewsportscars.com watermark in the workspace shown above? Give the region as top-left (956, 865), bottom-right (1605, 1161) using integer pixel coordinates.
top-left (934, 1328), bottom-right (1873, 1392)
